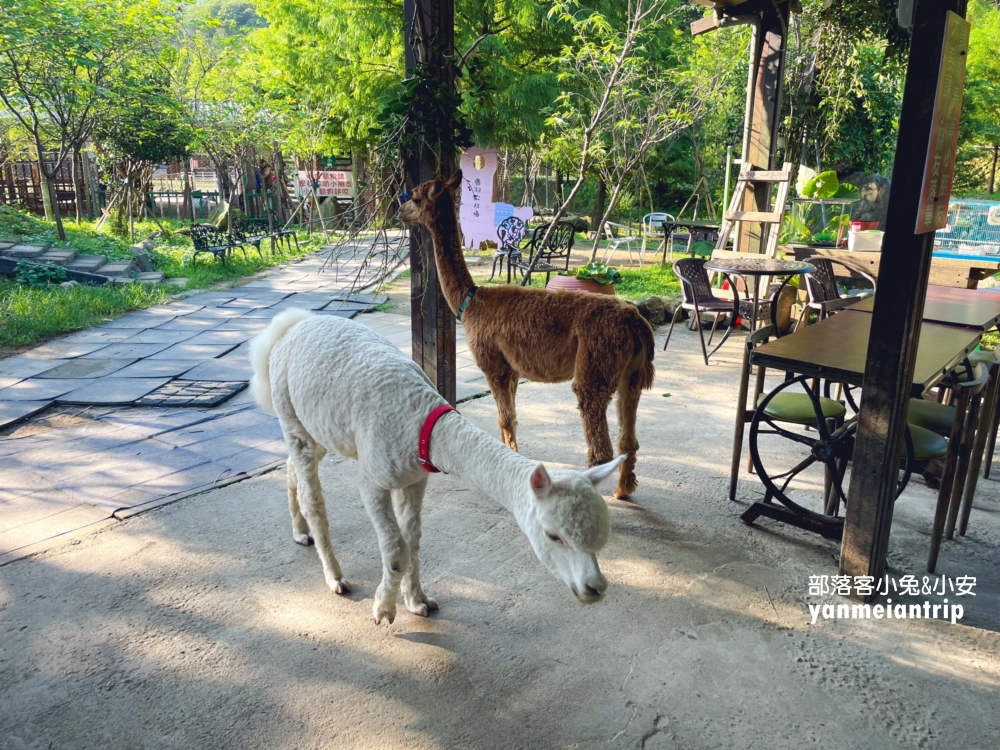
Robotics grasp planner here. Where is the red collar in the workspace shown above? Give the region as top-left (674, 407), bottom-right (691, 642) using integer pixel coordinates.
top-left (419, 404), bottom-right (458, 473)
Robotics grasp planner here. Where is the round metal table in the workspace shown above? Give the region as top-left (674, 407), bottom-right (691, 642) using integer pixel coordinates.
top-left (704, 258), bottom-right (814, 333)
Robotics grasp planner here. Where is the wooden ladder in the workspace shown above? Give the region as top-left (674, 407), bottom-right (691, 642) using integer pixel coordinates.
top-left (714, 161), bottom-right (793, 258)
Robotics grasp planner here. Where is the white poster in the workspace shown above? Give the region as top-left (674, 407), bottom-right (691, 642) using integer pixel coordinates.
top-left (458, 147), bottom-right (532, 249)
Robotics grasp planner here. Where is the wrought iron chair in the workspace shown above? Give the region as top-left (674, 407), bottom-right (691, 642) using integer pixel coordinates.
top-left (795, 256), bottom-right (877, 331)
top-left (229, 214), bottom-right (268, 259)
top-left (490, 216), bottom-right (526, 283)
top-left (189, 224), bottom-right (237, 265)
top-left (663, 257), bottom-right (740, 365)
top-left (512, 221), bottom-right (576, 285)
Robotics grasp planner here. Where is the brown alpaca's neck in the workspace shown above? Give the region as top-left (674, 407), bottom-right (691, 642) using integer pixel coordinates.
top-left (427, 198), bottom-right (475, 315)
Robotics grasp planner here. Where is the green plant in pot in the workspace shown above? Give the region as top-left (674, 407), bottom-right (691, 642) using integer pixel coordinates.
top-left (546, 262), bottom-right (620, 294)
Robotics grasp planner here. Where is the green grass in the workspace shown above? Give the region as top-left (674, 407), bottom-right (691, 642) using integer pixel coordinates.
top-left (0, 205), bottom-right (337, 348)
top-left (614, 263), bottom-right (681, 301)
top-left (478, 262), bottom-right (680, 300)
top-left (0, 205), bottom-right (328, 292)
top-left (0, 205), bottom-right (168, 261)
top-left (0, 280), bottom-right (170, 348)
top-left (150, 233), bottom-right (325, 291)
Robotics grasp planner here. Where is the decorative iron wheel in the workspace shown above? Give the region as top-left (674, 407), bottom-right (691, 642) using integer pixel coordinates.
top-left (749, 375), bottom-right (913, 521)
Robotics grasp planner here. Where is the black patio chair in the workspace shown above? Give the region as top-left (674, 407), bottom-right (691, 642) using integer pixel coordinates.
top-left (490, 216), bottom-right (526, 283)
top-left (247, 216), bottom-right (299, 253)
top-left (795, 256), bottom-right (877, 331)
top-left (229, 214), bottom-right (268, 259)
top-left (663, 257), bottom-right (740, 365)
top-left (189, 224), bottom-right (238, 266)
top-left (512, 221), bottom-right (576, 284)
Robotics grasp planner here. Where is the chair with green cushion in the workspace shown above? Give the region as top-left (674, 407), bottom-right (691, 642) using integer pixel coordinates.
top-left (905, 424), bottom-right (949, 462)
top-left (757, 392), bottom-right (846, 425)
top-left (925, 363), bottom-right (990, 572)
top-left (907, 398), bottom-right (956, 436)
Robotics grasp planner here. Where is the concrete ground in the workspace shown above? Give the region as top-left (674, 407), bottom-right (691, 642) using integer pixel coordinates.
top-left (1, 305), bottom-right (999, 749)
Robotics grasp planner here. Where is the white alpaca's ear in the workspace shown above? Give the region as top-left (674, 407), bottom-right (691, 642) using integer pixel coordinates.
top-left (529, 463), bottom-right (552, 500)
top-left (582, 455), bottom-right (627, 487)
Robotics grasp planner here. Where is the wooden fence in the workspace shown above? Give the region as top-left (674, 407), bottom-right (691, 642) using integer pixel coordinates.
top-left (0, 152), bottom-right (96, 217)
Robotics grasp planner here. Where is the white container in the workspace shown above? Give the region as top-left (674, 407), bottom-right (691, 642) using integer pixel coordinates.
top-left (848, 230), bottom-right (884, 252)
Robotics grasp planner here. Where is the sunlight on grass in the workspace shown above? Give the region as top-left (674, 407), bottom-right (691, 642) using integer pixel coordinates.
top-left (614, 263), bottom-right (680, 301)
top-left (0, 280), bottom-right (169, 348)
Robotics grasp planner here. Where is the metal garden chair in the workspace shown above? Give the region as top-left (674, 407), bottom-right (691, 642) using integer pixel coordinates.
top-left (795, 256), bottom-right (877, 331)
top-left (490, 216), bottom-right (526, 283)
top-left (640, 212), bottom-right (674, 262)
top-left (663, 257), bottom-right (740, 365)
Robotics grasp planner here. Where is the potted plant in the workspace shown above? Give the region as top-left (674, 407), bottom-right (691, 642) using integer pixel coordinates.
top-left (546, 262), bottom-right (620, 295)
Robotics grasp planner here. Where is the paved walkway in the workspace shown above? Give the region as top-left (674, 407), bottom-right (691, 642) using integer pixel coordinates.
top-left (0, 248), bottom-right (487, 563)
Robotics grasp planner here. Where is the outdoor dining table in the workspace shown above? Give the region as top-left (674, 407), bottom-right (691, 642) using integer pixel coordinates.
top-left (704, 257), bottom-right (814, 332)
top-left (660, 219), bottom-right (720, 262)
top-left (731, 309), bottom-right (982, 540)
top-left (847, 285), bottom-right (1000, 331)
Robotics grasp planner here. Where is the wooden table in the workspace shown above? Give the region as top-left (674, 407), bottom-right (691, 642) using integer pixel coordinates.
top-left (751, 311), bottom-right (980, 395)
top-left (785, 245), bottom-right (1000, 289)
top-left (847, 285), bottom-right (1000, 330)
top-left (731, 311), bottom-right (981, 539)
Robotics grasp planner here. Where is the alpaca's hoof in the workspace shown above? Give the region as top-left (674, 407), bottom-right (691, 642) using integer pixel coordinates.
top-left (328, 578), bottom-right (352, 595)
top-left (293, 533), bottom-right (314, 546)
top-left (373, 600), bottom-right (396, 625)
top-left (406, 596), bottom-right (439, 617)
top-left (613, 489), bottom-right (634, 501)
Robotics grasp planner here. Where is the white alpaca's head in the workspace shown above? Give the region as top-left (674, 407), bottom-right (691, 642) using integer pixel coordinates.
top-left (522, 456), bottom-right (624, 605)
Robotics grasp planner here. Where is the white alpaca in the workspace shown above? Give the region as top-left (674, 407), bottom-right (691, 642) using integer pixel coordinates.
top-left (250, 309), bottom-right (624, 624)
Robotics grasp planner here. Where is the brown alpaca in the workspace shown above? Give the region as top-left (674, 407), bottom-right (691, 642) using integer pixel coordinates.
top-left (399, 170), bottom-right (655, 499)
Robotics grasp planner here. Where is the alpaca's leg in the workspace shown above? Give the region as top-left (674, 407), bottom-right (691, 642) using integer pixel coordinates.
top-left (614, 362), bottom-right (644, 500)
top-left (475, 346), bottom-right (520, 450)
top-left (287, 434), bottom-right (350, 594)
top-left (286, 460), bottom-right (312, 546)
top-left (392, 477), bottom-right (438, 616)
top-left (573, 379), bottom-right (616, 468)
top-left (494, 373), bottom-right (520, 451)
top-left (360, 484), bottom-right (410, 625)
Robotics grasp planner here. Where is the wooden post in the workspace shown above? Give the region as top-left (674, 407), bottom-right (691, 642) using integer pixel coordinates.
top-left (738, 2), bottom-right (788, 255)
top-left (404, 0), bottom-right (457, 404)
top-left (841, 0), bottom-right (969, 594)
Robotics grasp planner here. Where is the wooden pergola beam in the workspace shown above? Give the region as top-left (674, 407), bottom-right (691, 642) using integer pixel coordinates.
top-left (841, 0), bottom-right (970, 594)
top-left (404, 0), bottom-right (457, 405)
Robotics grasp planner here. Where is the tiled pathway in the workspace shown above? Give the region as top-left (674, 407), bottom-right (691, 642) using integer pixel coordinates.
top-left (0, 249), bottom-right (487, 562)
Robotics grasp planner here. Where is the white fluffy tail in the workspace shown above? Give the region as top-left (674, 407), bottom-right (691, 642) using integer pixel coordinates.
top-left (250, 308), bottom-right (313, 413)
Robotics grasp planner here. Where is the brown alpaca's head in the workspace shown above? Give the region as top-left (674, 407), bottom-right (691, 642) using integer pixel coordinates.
top-left (398, 169), bottom-right (463, 227)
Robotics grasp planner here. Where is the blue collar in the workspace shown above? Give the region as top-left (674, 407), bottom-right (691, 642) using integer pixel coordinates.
top-left (456, 288), bottom-right (476, 322)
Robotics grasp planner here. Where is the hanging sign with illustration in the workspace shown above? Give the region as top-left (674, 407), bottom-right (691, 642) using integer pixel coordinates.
top-left (458, 147), bottom-right (533, 249)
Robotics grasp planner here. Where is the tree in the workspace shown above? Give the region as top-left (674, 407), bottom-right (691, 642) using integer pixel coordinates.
top-left (961, 0), bottom-right (1000, 193)
top-left (0, 0), bottom-right (175, 239)
top-left (93, 73), bottom-right (194, 238)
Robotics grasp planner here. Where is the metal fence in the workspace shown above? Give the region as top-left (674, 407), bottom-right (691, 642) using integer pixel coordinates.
top-left (936, 199), bottom-right (1000, 255)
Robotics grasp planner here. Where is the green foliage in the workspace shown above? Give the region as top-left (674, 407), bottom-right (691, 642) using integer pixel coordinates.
top-left (0, 207), bottom-right (161, 262)
top-left (575, 262), bottom-right (621, 285)
top-left (94, 73), bottom-right (194, 165)
top-left (13, 260), bottom-right (67, 288)
top-left (0, 279), bottom-right (169, 348)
